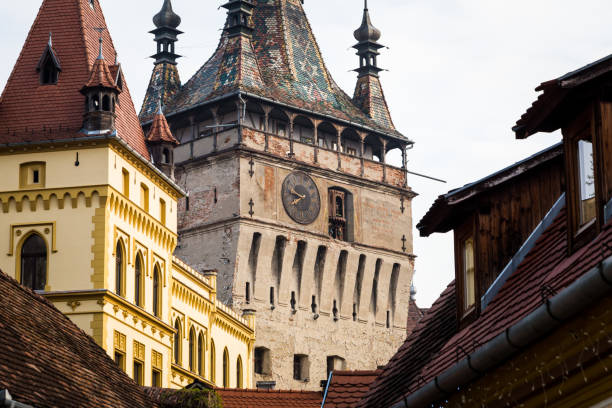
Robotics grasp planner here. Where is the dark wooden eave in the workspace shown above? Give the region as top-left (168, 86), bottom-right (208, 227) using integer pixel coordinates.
top-left (514, 53), bottom-right (612, 139)
top-left (417, 142), bottom-right (563, 237)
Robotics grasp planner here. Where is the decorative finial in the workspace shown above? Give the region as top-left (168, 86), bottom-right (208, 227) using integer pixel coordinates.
top-left (93, 27), bottom-right (106, 60)
top-left (153, 0), bottom-right (181, 29)
top-left (48, 32), bottom-right (53, 47)
top-left (353, 1), bottom-right (381, 43)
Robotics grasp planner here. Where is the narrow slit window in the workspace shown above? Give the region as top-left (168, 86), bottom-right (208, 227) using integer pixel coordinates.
top-left (577, 139), bottom-right (596, 226)
top-left (463, 237), bottom-right (476, 311)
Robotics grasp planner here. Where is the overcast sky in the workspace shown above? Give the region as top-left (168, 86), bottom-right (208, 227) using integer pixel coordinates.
top-left (2, 0), bottom-right (609, 307)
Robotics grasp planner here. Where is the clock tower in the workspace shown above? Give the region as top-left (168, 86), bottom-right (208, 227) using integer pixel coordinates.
top-left (141, 0), bottom-right (416, 390)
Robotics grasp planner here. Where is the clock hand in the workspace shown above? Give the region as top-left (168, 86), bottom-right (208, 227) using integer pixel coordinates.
top-left (291, 188), bottom-right (305, 199)
top-left (291, 196), bottom-right (304, 206)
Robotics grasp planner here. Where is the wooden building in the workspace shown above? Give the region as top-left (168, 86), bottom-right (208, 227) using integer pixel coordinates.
top-left (346, 50), bottom-right (612, 408)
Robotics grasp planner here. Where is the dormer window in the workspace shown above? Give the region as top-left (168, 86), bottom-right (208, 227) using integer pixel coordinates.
top-left (454, 216), bottom-right (478, 323)
top-left (36, 39), bottom-right (61, 85)
top-left (89, 0), bottom-right (95, 10)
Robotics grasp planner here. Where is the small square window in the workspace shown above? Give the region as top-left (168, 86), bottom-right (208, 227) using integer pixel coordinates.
top-left (19, 162), bottom-right (46, 189)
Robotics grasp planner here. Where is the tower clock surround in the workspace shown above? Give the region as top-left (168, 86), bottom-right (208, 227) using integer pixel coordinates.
top-left (281, 171), bottom-right (321, 225)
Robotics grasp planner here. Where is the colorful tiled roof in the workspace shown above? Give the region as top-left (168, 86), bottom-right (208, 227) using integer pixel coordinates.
top-left (155, 0), bottom-right (404, 140)
top-left (140, 62), bottom-right (181, 122)
top-left (146, 387), bottom-right (322, 408)
top-left (353, 74), bottom-right (395, 130)
top-left (360, 206), bottom-right (612, 407)
top-left (323, 370), bottom-right (381, 408)
top-left (0, 269), bottom-right (156, 408)
top-left (0, 0), bottom-right (150, 159)
top-left (147, 109), bottom-right (179, 144)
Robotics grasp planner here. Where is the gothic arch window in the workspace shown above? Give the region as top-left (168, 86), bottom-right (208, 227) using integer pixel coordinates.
top-left (20, 233), bottom-right (47, 291)
top-left (328, 188), bottom-right (354, 242)
top-left (173, 318), bottom-right (181, 365)
top-left (222, 348), bottom-right (230, 388)
top-left (189, 327), bottom-right (196, 372)
top-left (236, 356), bottom-right (244, 389)
top-left (198, 332), bottom-right (205, 376)
top-left (134, 253), bottom-right (144, 307)
top-left (210, 340), bottom-right (216, 383)
top-left (115, 240), bottom-right (125, 297)
top-left (153, 265), bottom-right (161, 317)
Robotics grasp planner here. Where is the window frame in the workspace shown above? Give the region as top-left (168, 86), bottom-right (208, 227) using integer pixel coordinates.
top-left (115, 240), bottom-right (126, 297)
top-left (563, 106), bottom-right (602, 252)
top-left (18, 232), bottom-right (48, 292)
top-left (152, 265), bottom-right (161, 317)
top-left (454, 216), bottom-right (479, 325)
top-left (134, 253), bottom-right (144, 307)
top-left (173, 318), bottom-right (182, 365)
top-left (222, 348), bottom-right (230, 388)
top-left (19, 162), bottom-right (46, 189)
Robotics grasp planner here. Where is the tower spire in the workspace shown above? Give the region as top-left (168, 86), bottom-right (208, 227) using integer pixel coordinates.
top-left (150, 0), bottom-right (182, 65)
top-left (351, 1), bottom-right (396, 130)
top-left (222, 0), bottom-right (255, 37)
top-left (353, 1), bottom-right (383, 77)
top-left (94, 27), bottom-right (105, 60)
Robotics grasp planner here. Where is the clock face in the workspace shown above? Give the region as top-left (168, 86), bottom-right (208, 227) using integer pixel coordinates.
top-left (281, 171), bottom-right (321, 225)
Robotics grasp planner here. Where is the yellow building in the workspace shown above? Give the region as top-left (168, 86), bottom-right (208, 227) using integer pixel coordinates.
top-left (0, 0), bottom-right (253, 390)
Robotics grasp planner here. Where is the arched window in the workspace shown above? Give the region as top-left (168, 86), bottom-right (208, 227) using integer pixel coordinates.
top-left (223, 348), bottom-right (230, 388)
top-left (198, 333), bottom-right (205, 376)
top-left (173, 318), bottom-right (181, 365)
top-left (189, 327), bottom-right (196, 372)
top-left (135, 254), bottom-right (143, 307)
top-left (102, 95), bottom-right (110, 111)
top-left (93, 95), bottom-right (100, 111)
top-left (115, 241), bottom-right (124, 296)
top-left (162, 149), bottom-right (170, 164)
top-left (153, 266), bottom-right (161, 317)
top-left (236, 356), bottom-right (243, 389)
top-left (20, 234), bottom-right (47, 291)
top-left (210, 340), bottom-right (216, 383)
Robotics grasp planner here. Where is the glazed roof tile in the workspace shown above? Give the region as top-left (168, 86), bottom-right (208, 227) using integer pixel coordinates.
top-left (159, 0), bottom-right (404, 140)
top-left (324, 370), bottom-right (381, 408)
top-left (0, 270), bottom-right (156, 408)
top-left (360, 206), bottom-right (612, 407)
top-left (0, 0), bottom-right (150, 159)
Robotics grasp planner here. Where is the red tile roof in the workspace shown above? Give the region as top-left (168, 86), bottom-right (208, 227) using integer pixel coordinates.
top-left (324, 370), bottom-right (380, 408)
top-left (406, 299), bottom-right (424, 336)
top-left (360, 207), bottom-right (612, 407)
top-left (147, 111), bottom-right (179, 144)
top-left (217, 388), bottom-right (322, 408)
top-left (0, 269), bottom-right (156, 408)
top-left (83, 56), bottom-right (119, 91)
top-left (145, 387), bottom-right (322, 408)
top-left (0, 0), bottom-right (150, 159)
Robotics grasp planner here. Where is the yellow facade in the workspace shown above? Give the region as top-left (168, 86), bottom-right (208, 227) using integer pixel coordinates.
top-left (0, 139), bottom-right (254, 389)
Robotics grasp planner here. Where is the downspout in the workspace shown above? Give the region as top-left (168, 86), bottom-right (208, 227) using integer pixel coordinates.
top-left (1, 390), bottom-right (35, 408)
top-left (321, 371), bottom-right (333, 408)
top-left (390, 255), bottom-right (612, 408)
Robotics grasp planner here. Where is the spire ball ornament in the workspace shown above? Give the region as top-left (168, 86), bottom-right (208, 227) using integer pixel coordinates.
top-left (153, 0), bottom-right (181, 29)
top-left (353, 0), bottom-right (381, 43)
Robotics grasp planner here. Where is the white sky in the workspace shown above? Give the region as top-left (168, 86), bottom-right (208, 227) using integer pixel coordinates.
top-left (1, 0), bottom-right (609, 308)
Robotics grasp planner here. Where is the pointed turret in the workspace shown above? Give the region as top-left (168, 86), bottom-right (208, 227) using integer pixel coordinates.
top-left (352, 0), bottom-right (396, 130)
top-left (0, 0), bottom-right (150, 158)
top-left (222, 0), bottom-right (255, 37)
top-left (146, 99), bottom-right (179, 178)
top-left (140, 0), bottom-right (183, 122)
top-left (80, 34), bottom-right (121, 132)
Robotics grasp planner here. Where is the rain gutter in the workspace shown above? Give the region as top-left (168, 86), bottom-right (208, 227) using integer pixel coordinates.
top-left (390, 253), bottom-right (612, 408)
top-left (1, 390), bottom-right (34, 408)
